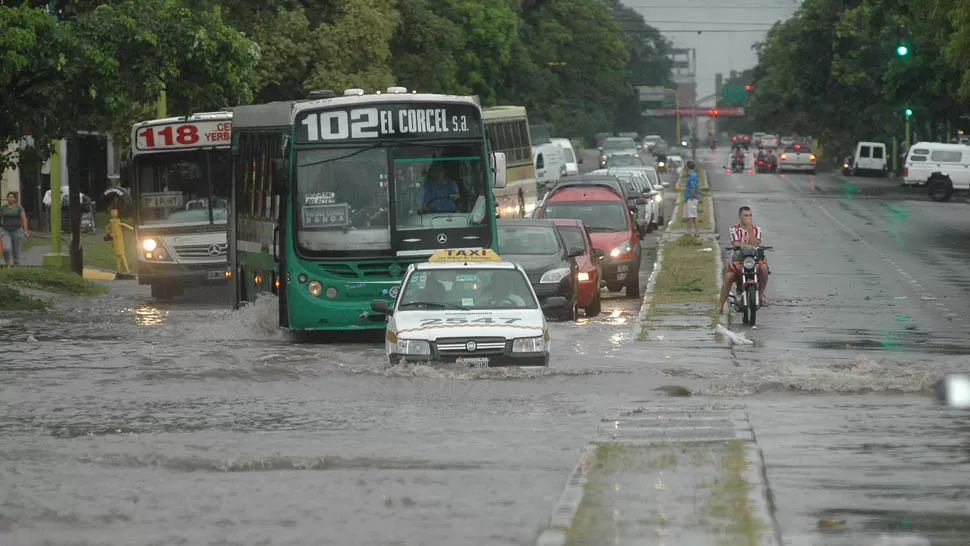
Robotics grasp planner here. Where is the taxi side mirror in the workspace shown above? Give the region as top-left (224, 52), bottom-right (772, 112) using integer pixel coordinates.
top-left (370, 299), bottom-right (393, 315)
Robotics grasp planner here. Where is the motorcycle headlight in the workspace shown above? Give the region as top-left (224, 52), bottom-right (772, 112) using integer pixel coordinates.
top-left (610, 240), bottom-right (633, 259)
top-left (540, 267), bottom-right (570, 284)
top-left (512, 336), bottom-right (545, 353)
top-left (742, 257), bottom-right (756, 270)
top-left (658, 161), bottom-right (665, 167)
top-left (396, 338), bottom-right (431, 355)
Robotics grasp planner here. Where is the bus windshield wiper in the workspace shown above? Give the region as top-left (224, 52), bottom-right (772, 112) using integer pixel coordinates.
top-left (398, 302), bottom-right (469, 310)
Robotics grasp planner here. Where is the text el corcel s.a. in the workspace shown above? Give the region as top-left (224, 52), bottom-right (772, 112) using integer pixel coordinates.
top-left (298, 105), bottom-right (478, 142)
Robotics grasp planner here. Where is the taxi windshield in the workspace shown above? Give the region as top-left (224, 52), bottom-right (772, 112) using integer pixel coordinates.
top-left (397, 268), bottom-right (538, 310)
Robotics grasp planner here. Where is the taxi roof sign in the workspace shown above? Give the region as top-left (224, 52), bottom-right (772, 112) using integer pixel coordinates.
top-left (428, 248), bottom-right (501, 263)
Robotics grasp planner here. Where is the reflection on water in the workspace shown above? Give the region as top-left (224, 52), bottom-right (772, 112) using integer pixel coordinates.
top-left (132, 304), bottom-right (165, 326)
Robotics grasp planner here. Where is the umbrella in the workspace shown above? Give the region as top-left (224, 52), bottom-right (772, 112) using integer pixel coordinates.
top-left (102, 186), bottom-right (132, 207)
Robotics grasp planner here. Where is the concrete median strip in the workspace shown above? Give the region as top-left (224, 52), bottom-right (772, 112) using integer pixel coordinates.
top-left (535, 405), bottom-right (782, 546)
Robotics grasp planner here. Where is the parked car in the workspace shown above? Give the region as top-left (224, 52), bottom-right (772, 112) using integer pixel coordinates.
top-left (551, 219), bottom-right (603, 317)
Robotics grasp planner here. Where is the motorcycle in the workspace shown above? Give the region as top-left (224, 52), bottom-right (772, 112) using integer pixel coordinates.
top-left (725, 245), bottom-right (772, 326)
top-left (755, 155), bottom-right (769, 173)
top-left (730, 155), bottom-right (745, 173)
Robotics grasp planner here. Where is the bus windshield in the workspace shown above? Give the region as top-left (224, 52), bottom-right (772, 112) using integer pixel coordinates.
top-left (135, 150), bottom-right (230, 227)
top-left (295, 144), bottom-right (488, 255)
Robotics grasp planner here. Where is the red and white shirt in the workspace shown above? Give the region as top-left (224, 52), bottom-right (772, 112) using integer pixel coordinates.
top-left (730, 224), bottom-right (763, 244)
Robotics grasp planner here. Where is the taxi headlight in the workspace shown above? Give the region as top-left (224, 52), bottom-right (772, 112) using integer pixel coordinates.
top-left (397, 338), bottom-right (431, 355)
top-left (512, 336), bottom-right (544, 353)
top-left (577, 272), bottom-right (590, 282)
top-left (742, 257), bottom-right (756, 270)
top-left (539, 267), bottom-right (570, 284)
top-left (142, 239), bottom-right (157, 252)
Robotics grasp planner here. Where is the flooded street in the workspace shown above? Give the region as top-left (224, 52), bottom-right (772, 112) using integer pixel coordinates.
top-left (4, 153), bottom-right (970, 545)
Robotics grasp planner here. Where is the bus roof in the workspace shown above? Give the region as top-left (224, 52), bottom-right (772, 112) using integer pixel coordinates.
top-left (131, 110), bottom-right (231, 131)
top-left (232, 92), bottom-right (483, 130)
top-left (483, 106), bottom-right (528, 120)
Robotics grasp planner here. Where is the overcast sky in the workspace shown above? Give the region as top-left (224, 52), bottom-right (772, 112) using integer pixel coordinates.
top-left (621, 0), bottom-right (802, 103)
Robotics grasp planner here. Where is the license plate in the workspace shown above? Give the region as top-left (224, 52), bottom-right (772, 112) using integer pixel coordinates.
top-left (207, 270), bottom-right (224, 280)
top-left (617, 265), bottom-right (629, 272)
top-left (457, 357), bottom-right (489, 368)
top-left (616, 272), bottom-right (627, 281)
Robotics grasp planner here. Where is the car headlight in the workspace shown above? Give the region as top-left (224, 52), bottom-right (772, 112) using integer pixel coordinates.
top-left (512, 336), bottom-right (544, 353)
top-left (540, 267), bottom-right (571, 284)
top-left (397, 338), bottom-right (431, 355)
top-left (653, 193), bottom-right (662, 202)
top-left (577, 271), bottom-right (590, 282)
top-left (142, 239), bottom-right (157, 252)
top-left (742, 257), bottom-right (756, 270)
top-left (610, 240), bottom-right (633, 259)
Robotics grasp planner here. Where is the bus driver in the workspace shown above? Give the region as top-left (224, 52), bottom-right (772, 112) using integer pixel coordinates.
top-left (421, 163), bottom-right (460, 213)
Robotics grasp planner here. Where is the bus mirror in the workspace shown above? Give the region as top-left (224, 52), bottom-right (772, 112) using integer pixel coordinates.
top-left (272, 159), bottom-right (289, 192)
top-left (492, 152), bottom-right (507, 189)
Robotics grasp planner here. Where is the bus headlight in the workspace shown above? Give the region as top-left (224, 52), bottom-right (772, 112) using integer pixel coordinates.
top-left (308, 281), bottom-right (323, 296)
top-left (142, 239), bottom-right (157, 252)
top-left (512, 336), bottom-right (544, 353)
top-left (397, 338), bottom-right (431, 355)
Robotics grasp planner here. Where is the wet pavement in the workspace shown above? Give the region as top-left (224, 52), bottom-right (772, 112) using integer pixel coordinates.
top-left (700, 147), bottom-right (970, 544)
top-left (3, 148), bottom-right (970, 545)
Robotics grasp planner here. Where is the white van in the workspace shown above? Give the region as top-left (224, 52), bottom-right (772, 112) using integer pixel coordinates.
top-left (851, 141), bottom-right (888, 176)
top-left (904, 142), bottom-right (970, 188)
top-left (550, 137), bottom-right (580, 176)
top-left (533, 143), bottom-right (566, 192)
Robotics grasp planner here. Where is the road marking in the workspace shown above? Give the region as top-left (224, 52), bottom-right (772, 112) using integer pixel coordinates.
top-left (817, 204), bottom-right (962, 322)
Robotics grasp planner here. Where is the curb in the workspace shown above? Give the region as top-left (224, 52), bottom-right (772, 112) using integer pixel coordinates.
top-left (534, 406), bottom-right (783, 546)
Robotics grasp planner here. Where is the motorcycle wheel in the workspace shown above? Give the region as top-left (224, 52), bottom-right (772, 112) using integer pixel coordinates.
top-left (745, 284), bottom-right (758, 326)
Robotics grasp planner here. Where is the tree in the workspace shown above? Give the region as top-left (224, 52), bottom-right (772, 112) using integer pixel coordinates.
top-left (390, 0), bottom-right (465, 94)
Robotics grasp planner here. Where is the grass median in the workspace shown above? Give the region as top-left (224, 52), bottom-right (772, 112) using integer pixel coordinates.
top-left (639, 234), bottom-right (719, 340)
top-left (0, 266), bottom-right (108, 298)
top-left (20, 212), bottom-right (138, 271)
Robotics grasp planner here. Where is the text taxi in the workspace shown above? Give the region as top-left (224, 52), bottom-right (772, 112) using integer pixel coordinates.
top-left (369, 248), bottom-right (569, 367)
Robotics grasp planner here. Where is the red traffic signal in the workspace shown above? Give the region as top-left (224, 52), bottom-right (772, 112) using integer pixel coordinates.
top-left (709, 108), bottom-right (719, 116)
top-left (744, 84), bottom-right (754, 92)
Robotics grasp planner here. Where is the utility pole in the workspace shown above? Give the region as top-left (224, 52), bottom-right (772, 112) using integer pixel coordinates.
top-left (66, 134), bottom-right (83, 275)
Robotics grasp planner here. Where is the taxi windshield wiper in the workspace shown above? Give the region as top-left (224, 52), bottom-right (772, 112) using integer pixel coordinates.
top-left (398, 302), bottom-right (469, 311)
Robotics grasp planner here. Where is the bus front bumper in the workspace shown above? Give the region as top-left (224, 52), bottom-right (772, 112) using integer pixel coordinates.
top-left (138, 261), bottom-right (228, 286)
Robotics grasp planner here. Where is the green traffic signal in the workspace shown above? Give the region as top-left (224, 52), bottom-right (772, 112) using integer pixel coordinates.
top-left (905, 108), bottom-right (913, 117)
top-left (897, 45), bottom-right (909, 56)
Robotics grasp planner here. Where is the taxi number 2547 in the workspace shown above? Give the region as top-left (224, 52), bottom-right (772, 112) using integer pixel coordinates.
top-left (419, 317), bottom-right (521, 326)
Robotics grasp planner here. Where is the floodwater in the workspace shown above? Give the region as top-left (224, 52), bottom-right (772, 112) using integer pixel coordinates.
top-left (3, 239), bottom-right (970, 543)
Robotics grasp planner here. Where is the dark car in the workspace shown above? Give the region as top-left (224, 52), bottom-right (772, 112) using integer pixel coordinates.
top-left (552, 219), bottom-right (604, 317)
top-left (498, 219), bottom-right (583, 321)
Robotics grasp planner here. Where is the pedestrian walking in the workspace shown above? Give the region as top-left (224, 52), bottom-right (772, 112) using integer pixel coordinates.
top-left (1, 192), bottom-right (29, 267)
top-left (682, 161), bottom-right (700, 237)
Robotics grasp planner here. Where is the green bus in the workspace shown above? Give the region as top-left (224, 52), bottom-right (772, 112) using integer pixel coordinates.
top-left (228, 87), bottom-right (508, 332)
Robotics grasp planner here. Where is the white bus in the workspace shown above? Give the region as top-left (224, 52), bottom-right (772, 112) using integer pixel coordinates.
top-left (483, 106), bottom-right (537, 218)
top-left (130, 111), bottom-right (232, 299)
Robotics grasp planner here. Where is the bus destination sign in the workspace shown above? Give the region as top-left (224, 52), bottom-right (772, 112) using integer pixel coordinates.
top-left (135, 120), bottom-right (232, 152)
top-left (295, 103), bottom-right (482, 144)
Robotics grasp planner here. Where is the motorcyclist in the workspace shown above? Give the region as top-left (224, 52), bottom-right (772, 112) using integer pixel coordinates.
top-left (756, 147), bottom-right (766, 170)
top-left (717, 205), bottom-right (769, 315)
top-left (731, 147), bottom-right (745, 170)
top-left (766, 148), bottom-right (778, 172)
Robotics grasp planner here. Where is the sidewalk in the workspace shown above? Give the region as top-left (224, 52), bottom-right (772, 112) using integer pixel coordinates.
top-left (535, 170), bottom-right (783, 545)
top-left (20, 243), bottom-right (118, 281)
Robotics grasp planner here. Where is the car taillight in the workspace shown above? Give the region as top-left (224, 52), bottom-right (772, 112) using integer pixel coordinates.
top-left (732, 136), bottom-right (737, 141)
top-left (780, 154), bottom-right (787, 160)
top-left (904, 167), bottom-right (909, 176)
top-left (758, 160), bottom-right (764, 165)
top-left (809, 154), bottom-right (816, 161)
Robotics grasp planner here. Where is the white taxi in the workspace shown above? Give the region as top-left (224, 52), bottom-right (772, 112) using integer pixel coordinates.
top-left (369, 248), bottom-right (562, 368)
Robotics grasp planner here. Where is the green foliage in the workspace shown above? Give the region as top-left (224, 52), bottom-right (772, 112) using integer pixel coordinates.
top-left (0, 266), bottom-right (108, 296)
top-left (746, 0), bottom-right (970, 158)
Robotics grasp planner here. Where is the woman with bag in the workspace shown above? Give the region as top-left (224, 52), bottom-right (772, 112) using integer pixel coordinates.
top-left (1, 192), bottom-right (30, 267)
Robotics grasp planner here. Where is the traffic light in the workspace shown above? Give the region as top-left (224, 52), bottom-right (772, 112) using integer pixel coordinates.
top-left (709, 108), bottom-right (718, 117)
top-left (905, 107), bottom-right (913, 117)
top-left (896, 24), bottom-right (910, 56)
top-left (744, 84), bottom-right (754, 92)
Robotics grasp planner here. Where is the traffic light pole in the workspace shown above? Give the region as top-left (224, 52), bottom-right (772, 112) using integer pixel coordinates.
top-left (906, 115), bottom-right (912, 152)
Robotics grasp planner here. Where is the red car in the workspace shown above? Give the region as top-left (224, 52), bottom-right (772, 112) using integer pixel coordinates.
top-left (551, 219), bottom-right (604, 317)
top-left (534, 181), bottom-right (642, 298)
